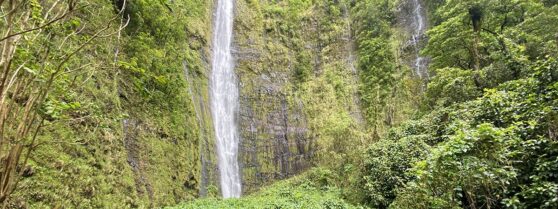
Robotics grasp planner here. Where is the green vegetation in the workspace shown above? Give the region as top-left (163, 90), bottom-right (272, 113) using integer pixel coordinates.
top-left (233, 0), bottom-right (368, 192)
top-left (1, 0), bottom-right (556, 208)
top-left (361, 59), bottom-right (558, 209)
top-left (168, 169), bottom-right (363, 209)
top-left (347, 0), bottom-right (558, 209)
top-left (1, 0), bottom-right (213, 208)
top-left (353, 0), bottom-right (422, 138)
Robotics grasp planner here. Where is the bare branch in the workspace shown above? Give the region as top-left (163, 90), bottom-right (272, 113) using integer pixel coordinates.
top-left (0, 12), bottom-right (71, 42)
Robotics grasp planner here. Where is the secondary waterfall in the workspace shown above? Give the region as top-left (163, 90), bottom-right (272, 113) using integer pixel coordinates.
top-left (210, 0), bottom-right (242, 198)
top-left (409, 0), bottom-right (429, 79)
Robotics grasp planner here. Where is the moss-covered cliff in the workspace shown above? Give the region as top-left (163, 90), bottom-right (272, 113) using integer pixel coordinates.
top-left (8, 0), bottom-right (216, 208)
top-left (233, 0), bottom-right (366, 193)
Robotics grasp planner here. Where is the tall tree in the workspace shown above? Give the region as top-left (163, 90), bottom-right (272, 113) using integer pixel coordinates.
top-left (0, 0), bottom-right (122, 204)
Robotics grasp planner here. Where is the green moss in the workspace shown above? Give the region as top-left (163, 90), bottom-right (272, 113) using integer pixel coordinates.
top-left (9, 0), bottom-right (214, 208)
top-left (232, 0), bottom-right (369, 193)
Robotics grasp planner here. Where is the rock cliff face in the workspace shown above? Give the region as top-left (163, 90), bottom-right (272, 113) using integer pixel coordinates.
top-left (230, 0), bottom-right (365, 193)
top-left (232, 0), bottom-right (313, 193)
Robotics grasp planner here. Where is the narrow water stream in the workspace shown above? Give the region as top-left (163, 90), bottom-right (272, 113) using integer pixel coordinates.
top-left (410, 0), bottom-right (429, 79)
top-left (210, 0), bottom-right (242, 198)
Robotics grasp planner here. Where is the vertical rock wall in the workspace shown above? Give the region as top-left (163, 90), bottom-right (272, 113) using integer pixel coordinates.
top-left (232, 0), bottom-right (366, 193)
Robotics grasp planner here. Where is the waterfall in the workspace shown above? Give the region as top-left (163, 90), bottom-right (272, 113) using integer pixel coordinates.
top-left (210, 0), bottom-right (242, 198)
top-left (410, 0), bottom-right (429, 79)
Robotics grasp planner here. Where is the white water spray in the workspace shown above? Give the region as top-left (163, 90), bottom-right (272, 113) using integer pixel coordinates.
top-left (210, 0), bottom-right (242, 198)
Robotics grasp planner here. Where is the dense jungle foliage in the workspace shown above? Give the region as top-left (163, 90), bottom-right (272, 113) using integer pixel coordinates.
top-left (0, 0), bottom-right (556, 208)
top-left (351, 0), bottom-right (558, 208)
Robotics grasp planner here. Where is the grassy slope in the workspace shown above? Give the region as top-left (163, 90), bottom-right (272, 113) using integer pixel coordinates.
top-left (169, 169), bottom-right (365, 209)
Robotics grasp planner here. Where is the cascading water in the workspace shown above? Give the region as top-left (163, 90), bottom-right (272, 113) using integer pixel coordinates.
top-left (210, 0), bottom-right (242, 198)
top-left (409, 0), bottom-right (429, 79)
